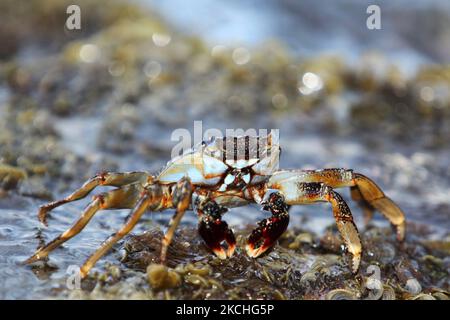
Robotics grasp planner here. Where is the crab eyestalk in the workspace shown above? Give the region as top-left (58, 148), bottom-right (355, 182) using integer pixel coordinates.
top-left (246, 191), bottom-right (290, 258)
top-left (197, 201), bottom-right (236, 259)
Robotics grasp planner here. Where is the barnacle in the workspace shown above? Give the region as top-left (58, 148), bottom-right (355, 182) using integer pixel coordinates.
top-left (382, 285), bottom-right (396, 300)
top-left (408, 293), bottom-right (436, 300)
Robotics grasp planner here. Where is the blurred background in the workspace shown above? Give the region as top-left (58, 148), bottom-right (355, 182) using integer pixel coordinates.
top-left (0, 0), bottom-right (449, 298)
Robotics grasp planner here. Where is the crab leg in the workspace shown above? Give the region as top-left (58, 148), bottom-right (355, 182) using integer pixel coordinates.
top-left (79, 184), bottom-right (163, 278)
top-left (352, 173), bottom-right (405, 241)
top-left (24, 183), bottom-right (144, 264)
top-left (246, 191), bottom-right (290, 258)
top-left (350, 185), bottom-right (374, 226)
top-left (270, 169), bottom-right (406, 241)
top-left (160, 177), bottom-right (193, 263)
top-left (37, 171), bottom-right (149, 226)
top-left (197, 200), bottom-right (236, 259)
top-left (268, 180), bottom-right (362, 273)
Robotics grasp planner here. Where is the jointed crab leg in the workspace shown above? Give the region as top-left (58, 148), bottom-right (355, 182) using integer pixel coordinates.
top-left (160, 177), bottom-right (193, 263)
top-left (268, 179), bottom-right (362, 273)
top-left (350, 185), bottom-right (375, 226)
top-left (270, 169), bottom-right (406, 241)
top-left (322, 186), bottom-right (362, 274)
top-left (24, 183), bottom-right (145, 264)
top-left (80, 184), bottom-right (163, 278)
top-left (351, 173), bottom-right (405, 241)
top-left (37, 171), bottom-right (149, 226)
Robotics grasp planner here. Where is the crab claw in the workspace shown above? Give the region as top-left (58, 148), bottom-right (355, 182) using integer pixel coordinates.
top-left (246, 191), bottom-right (290, 258)
top-left (198, 206), bottom-right (236, 259)
top-left (245, 216), bottom-right (289, 257)
top-left (246, 229), bottom-right (270, 258)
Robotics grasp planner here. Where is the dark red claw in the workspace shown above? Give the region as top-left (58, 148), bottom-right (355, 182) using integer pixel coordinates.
top-left (246, 191), bottom-right (290, 258)
top-left (198, 213), bottom-right (236, 259)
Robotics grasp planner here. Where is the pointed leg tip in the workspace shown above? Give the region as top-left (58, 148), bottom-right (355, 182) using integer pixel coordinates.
top-left (37, 209), bottom-right (49, 226)
top-left (351, 265), bottom-right (360, 274)
top-left (397, 223), bottom-right (406, 242)
top-left (350, 254), bottom-right (361, 274)
top-left (79, 270), bottom-right (88, 279)
top-left (23, 254), bottom-right (40, 265)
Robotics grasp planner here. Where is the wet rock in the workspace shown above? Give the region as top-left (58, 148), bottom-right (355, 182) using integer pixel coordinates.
top-left (51, 222), bottom-right (448, 300)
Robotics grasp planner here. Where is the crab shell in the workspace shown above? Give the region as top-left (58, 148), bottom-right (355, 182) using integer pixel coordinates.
top-left (157, 135), bottom-right (280, 187)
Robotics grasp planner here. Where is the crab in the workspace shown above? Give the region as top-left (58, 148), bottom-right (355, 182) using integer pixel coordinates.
top-left (25, 134), bottom-right (406, 278)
